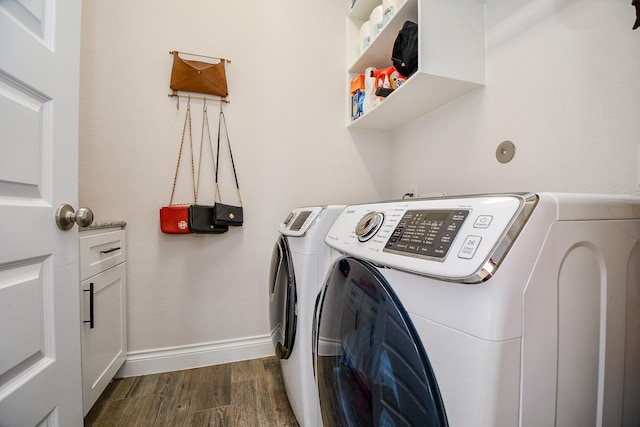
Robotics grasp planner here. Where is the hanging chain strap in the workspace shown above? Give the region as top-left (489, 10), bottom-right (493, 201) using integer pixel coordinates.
top-left (195, 99), bottom-right (217, 204)
top-left (215, 109), bottom-right (243, 205)
top-left (168, 97), bottom-right (196, 205)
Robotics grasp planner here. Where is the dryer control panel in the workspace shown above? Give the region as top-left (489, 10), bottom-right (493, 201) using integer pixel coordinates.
top-left (325, 194), bottom-right (537, 282)
top-left (280, 206), bottom-right (329, 237)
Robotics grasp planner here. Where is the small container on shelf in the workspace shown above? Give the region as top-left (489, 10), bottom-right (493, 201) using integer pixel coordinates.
top-left (359, 20), bottom-right (372, 54)
top-left (382, 0), bottom-right (401, 24)
top-left (351, 74), bottom-right (365, 121)
top-left (369, 4), bottom-right (384, 39)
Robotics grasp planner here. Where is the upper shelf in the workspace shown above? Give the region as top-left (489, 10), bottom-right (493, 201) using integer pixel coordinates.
top-left (348, 0), bottom-right (417, 73)
top-left (348, 0), bottom-right (418, 74)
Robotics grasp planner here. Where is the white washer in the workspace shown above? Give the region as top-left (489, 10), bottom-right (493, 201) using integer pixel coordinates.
top-left (314, 193), bottom-right (640, 426)
top-left (269, 205), bottom-right (344, 427)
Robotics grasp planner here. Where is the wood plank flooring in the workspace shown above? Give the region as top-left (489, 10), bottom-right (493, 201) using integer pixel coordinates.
top-left (84, 356), bottom-right (299, 427)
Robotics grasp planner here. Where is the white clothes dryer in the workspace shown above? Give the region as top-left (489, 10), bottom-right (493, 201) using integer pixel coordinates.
top-left (314, 193), bottom-right (640, 426)
top-left (269, 205), bottom-right (344, 427)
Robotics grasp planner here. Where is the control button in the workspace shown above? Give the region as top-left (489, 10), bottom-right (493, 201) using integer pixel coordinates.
top-left (283, 212), bottom-right (294, 226)
top-left (356, 211), bottom-right (385, 242)
top-left (458, 235), bottom-right (482, 259)
top-left (474, 215), bottom-right (493, 229)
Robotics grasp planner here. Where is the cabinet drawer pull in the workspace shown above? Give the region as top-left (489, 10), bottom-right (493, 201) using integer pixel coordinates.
top-left (100, 246), bottom-right (121, 254)
top-left (84, 283), bottom-right (95, 329)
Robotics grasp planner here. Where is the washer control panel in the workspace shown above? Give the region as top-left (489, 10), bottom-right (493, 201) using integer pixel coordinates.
top-left (325, 195), bottom-right (536, 281)
top-left (385, 209), bottom-right (469, 259)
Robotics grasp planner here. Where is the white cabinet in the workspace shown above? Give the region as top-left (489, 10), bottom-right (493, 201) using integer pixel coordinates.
top-left (79, 227), bottom-right (127, 416)
top-left (347, 0), bottom-right (486, 131)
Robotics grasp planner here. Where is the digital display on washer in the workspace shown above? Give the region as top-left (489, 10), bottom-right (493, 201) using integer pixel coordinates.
top-left (384, 210), bottom-right (470, 259)
top-left (289, 210), bottom-right (312, 232)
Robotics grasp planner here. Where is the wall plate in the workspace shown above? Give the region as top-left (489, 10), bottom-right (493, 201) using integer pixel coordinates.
top-left (496, 141), bottom-right (516, 163)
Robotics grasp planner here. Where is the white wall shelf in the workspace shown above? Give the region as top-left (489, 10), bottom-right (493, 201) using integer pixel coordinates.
top-left (347, 0), bottom-right (486, 131)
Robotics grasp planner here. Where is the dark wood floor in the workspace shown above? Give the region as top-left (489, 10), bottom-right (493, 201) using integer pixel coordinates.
top-left (84, 356), bottom-right (299, 427)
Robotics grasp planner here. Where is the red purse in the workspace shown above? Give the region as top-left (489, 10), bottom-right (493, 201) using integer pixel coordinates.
top-left (160, 98), bottom-right (196, 234)
top-left (160, 205), bottom-right (190, 233)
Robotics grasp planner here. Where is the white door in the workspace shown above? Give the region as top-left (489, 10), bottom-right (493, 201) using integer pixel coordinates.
top-left (0, 0), bottom-right (84, 425)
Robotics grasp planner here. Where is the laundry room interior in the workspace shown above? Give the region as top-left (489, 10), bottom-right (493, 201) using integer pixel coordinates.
top-left (76, 0), bottom-right (640, 424)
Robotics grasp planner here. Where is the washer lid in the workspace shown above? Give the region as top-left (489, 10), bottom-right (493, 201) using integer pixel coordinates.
top-left (325, 194), bottom-right (538, 283)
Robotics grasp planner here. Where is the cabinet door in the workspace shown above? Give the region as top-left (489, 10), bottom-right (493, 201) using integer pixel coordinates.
top-left (81, 262), bottom-right (127, 415)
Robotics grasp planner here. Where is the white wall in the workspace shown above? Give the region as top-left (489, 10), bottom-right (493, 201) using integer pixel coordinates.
top-left (79, 0), bottom-right (391, 373)
top-left (80, 0), bottom-right (640, 374)
top-left (392, 0), bottom-right (640, 198)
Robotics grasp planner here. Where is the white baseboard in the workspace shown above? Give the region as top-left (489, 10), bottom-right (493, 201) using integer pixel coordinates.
top-left (116, 334), bottom-right (274, 378)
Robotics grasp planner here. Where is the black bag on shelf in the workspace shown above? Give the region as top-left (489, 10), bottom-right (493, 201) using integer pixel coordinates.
top-left (391, 21), bottom-right (419, 77)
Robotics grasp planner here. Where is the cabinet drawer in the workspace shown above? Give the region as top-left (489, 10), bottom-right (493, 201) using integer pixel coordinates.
top-left (80, 230), bottom-right (126, 280)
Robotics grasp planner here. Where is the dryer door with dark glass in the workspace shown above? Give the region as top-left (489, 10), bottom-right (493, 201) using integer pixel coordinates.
top-left (314, 257), bottom-right (448, 427)
top-left (269, 235), bottom-right (297, 359)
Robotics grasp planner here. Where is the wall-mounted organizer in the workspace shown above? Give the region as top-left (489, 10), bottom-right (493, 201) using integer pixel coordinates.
top-left (167, 50), bottom-right (231, 107)
top-left (161, 53), bottom-right (243, 234)
top-left (347, 0), bottom-right (486, 131)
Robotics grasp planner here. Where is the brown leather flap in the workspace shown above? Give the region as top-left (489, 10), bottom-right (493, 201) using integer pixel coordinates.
top-left (169, 51), bottom-right (228, 98)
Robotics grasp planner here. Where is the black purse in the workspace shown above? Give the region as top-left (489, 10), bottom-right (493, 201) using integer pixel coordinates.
top-left (214, 110), bottom-right (243, 226)
top-left (189, 100), bottom-right (229, 234)
top-left (213, 203), bottom-right (243, 226)
top-left (188, 204), bottom-right (228, 234)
